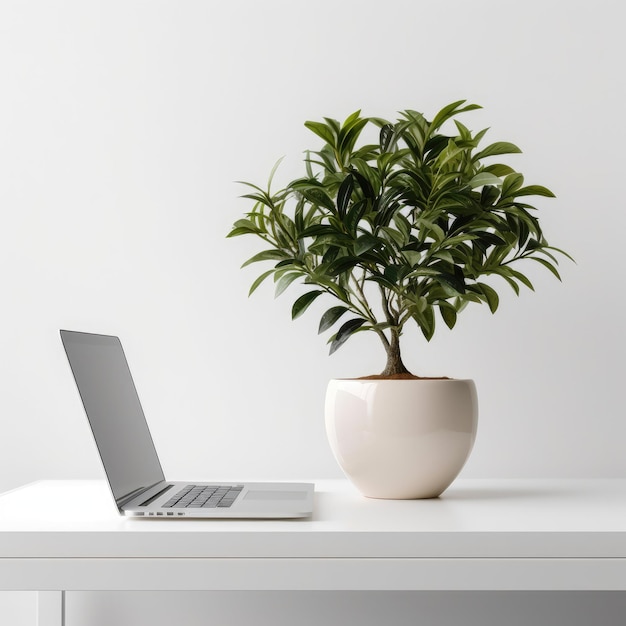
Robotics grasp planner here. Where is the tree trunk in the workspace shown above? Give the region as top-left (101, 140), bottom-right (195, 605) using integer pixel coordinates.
top-left (380, 330), bottom-right (410, 377)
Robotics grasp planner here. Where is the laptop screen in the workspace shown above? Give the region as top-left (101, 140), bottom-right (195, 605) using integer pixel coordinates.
top-left (61, 330), bottom-right (165, 507)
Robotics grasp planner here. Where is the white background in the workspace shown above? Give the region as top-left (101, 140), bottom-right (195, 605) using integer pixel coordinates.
top-left (1, 1), bottom-right (624, 624)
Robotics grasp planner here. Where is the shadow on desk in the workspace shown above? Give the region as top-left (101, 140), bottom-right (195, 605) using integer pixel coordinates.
top-left (439, 480), bottom-right (590, 502)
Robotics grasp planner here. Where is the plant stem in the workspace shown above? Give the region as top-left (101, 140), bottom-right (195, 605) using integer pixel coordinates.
top-left (380, 328), bottom-right (410, 377)
top-left (376, 285), bottom-right (411, 376)
top-left (351, 273), bottom-right (376, 322)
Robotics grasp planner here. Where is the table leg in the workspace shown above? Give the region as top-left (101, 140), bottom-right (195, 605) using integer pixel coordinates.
top-left (37, 591), bottom-right (65, 626)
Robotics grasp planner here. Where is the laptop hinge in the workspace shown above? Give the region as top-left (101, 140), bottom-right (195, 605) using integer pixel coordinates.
top-left (117, 481), bottom-right (166, 510)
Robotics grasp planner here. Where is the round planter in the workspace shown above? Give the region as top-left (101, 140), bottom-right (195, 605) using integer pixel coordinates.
top-left (325, 378), bottom-right (478, 499)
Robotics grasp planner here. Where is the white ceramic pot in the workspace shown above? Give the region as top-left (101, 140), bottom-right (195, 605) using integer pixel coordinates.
top-left (325, 379), bottom-right (478, 499)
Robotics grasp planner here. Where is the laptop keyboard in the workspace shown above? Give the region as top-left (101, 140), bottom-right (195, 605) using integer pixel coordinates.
top-left (162, 484), bottom-right (244, 509)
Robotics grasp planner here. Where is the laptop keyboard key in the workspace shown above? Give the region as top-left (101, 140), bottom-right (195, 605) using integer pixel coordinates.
top-left (163, 484), bottom-right (242, 509)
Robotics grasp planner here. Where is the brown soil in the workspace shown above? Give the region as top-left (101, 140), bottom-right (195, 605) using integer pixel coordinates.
top-left (357, 373), bottom-right (450, 380)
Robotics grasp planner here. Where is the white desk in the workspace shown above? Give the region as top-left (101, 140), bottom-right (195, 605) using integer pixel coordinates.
top-left (1, 479), bottom-right (625, 625)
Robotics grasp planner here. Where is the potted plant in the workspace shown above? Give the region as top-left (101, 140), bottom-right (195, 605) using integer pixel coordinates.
top-left (228, 100), bottom-right (570, 499)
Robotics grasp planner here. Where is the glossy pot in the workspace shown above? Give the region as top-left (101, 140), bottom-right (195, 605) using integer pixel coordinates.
top-left (325, 378), bottom-right (478, 499)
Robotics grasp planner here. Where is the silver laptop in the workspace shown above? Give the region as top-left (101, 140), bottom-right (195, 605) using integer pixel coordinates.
top-left (60, 330), bottom-right (314, 519)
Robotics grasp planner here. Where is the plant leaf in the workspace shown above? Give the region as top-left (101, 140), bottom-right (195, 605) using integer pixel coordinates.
top-left (469, 172), bottom-right (502, 189)
top-left (415, 306), bottom-right (436, 341)
top-left (430, 100), bottom-right (482, 133)
top-left (508, 268), bottom-right (535, 291)
top-left (477, 282), bottom-right (500, 313)
top-left (514, 184), bottom-right (556, 198)
top-left (327, 255), bottom-right (360, 276)
top-left (354, 233), bottom-right (379, 256)
top-left (318, 306), bottom-right (349, 333)
top-left (530, 256), bottom-right (562, 280)
top-left (380, 123), bottom-right (394, 151)
top-left (267, 157), bottom-right (285, 191)
top-left (339, 117), bottom-right (368, 156)
top-left (500, 173), bottom-right (525, 199)
top-left (241, 250), bottom-right (288, 268)
top-left (337, 174), bottom-right (354, 217)
top-left (299, 187), bottom-right (336, 212)
top-left (304, 121), bottom-right (336, 146)
top-left (474, 141), bottom-right (522, 160)
top-left (275, 272), bottom-right (302, 297)
top-left (483, 163), bottom-right (516, 177)
top-left (329, 318), bottom-right (366, 354)
top-left (291, 290), bottom-right (324, 320)
top-left (439, 303), bottom-right (457, 329)
top-left (248, 269), bottom-right (274, 296)
top-left (227, 218), bottom-right (259, 237)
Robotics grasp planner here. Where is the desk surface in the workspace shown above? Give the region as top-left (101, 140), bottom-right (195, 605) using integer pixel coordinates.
top-left (1, 479), bottom-right (626, 591)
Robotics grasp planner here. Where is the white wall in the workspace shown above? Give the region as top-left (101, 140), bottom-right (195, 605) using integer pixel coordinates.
top-left (1, 0), bottom-right (624, 623)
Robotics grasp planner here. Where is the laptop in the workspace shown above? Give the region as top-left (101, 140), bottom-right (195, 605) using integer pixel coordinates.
top-left (60, 330), bottom-right (314, 519)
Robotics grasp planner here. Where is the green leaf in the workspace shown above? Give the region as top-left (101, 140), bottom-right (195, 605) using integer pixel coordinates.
top-left (430, 100), bottom-right (482, 133)
top-left (228, 226), bottom-right (257, 238)
top-left (405, 267), bottom-right (440, 280)
top-left (229, 218), bottom-right (259, 234)
top-left (402, 250), bottom-right (423, 267)
top-left (380, 123), bottom-right (394, 151)
top-left (365, 274), bottom-right (397, 290)
top-left (423, 134), bottom-right (451, 161)
top-left (323, 117), bottom-right (341, 136)
top-left (500, 173), bottom-right (524, 199)
top-left (327, 255), bottom-right (360, 276)
top-left (248, 269), bottom-right (274, 296)
top-left (342, 109), bottom-right (362, 128)
top-left (291, 290), bottom-right (324, 320)
top-left (483, 163), bottom-right (516, 177)
top-left (439, 303), bottom-right (457, 329)
top-left (475, 231), bottom-right (508, 247)
top-left (339, 117), bottom-right (368, 156)
top-left (514, 185), bottom-right (556, 198)
top-left (544, 244), bottom-right (575, 264)
top-left (434, 140), bottom-right (464, 170)
top-left (393, 213), bottom-right (412, 244)
top-left (275, 272), bottom-right (302, 297)
top-left (435, 262), bottom-right (467, 294)
top-left (380, 226), bottom-right (406, 247)
top-left (407, 295), bottom-right (428, 314)
top-left (481, 184), bottom-right (501, 207)
top-left (267, 157), bottom-right (285, 191)
top-left (384, 265), bottom-right (403, 285)
top-left (469, 172), bottom-right (502, 189)
top-left (241, 249), bottom-right (288, 268)
top-left (474, 141), bottom-right (522, 160)
top-left (350, 168), bottom-right (375, 200)
top-left (310, 274), bottom-right (349, 301)
top-left (432, 250), bottom-right (455, 264)
top-left (477, 282), bottom-right (500, 313)
top-left (337, 174), bottom-right (354, 217)
top-left (345, 199), bottom-right (368, 235)
top-left (508, 268), bottom-right (535, 291)
top-left (530, 256), bottom-right (562, 280)
top-left (329, 318), bottom-right (366, 354)
top-left (318, 306), bottom-right (349, 334)
top-left (415, 306), bottom-right (436, 341)
top-left (497, 270), bottom-right (521, 295)
top-left (354, 233), bottom-right (378, 256)
top-left (415, 218), bottom-right (445, 243)
top-left (304, 121), bottom-right (336, 146)
top-left (299, 187), bottom-right (336, 212)
top-left (299, 224), bottom-right (337, 238)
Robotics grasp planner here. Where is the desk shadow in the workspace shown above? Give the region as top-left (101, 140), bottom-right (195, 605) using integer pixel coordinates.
top-left (440, 485), bottom-right (576, 502)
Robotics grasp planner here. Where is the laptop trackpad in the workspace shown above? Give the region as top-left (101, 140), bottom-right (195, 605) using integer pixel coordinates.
top-left (245, 490), bottom-right (307, 501)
